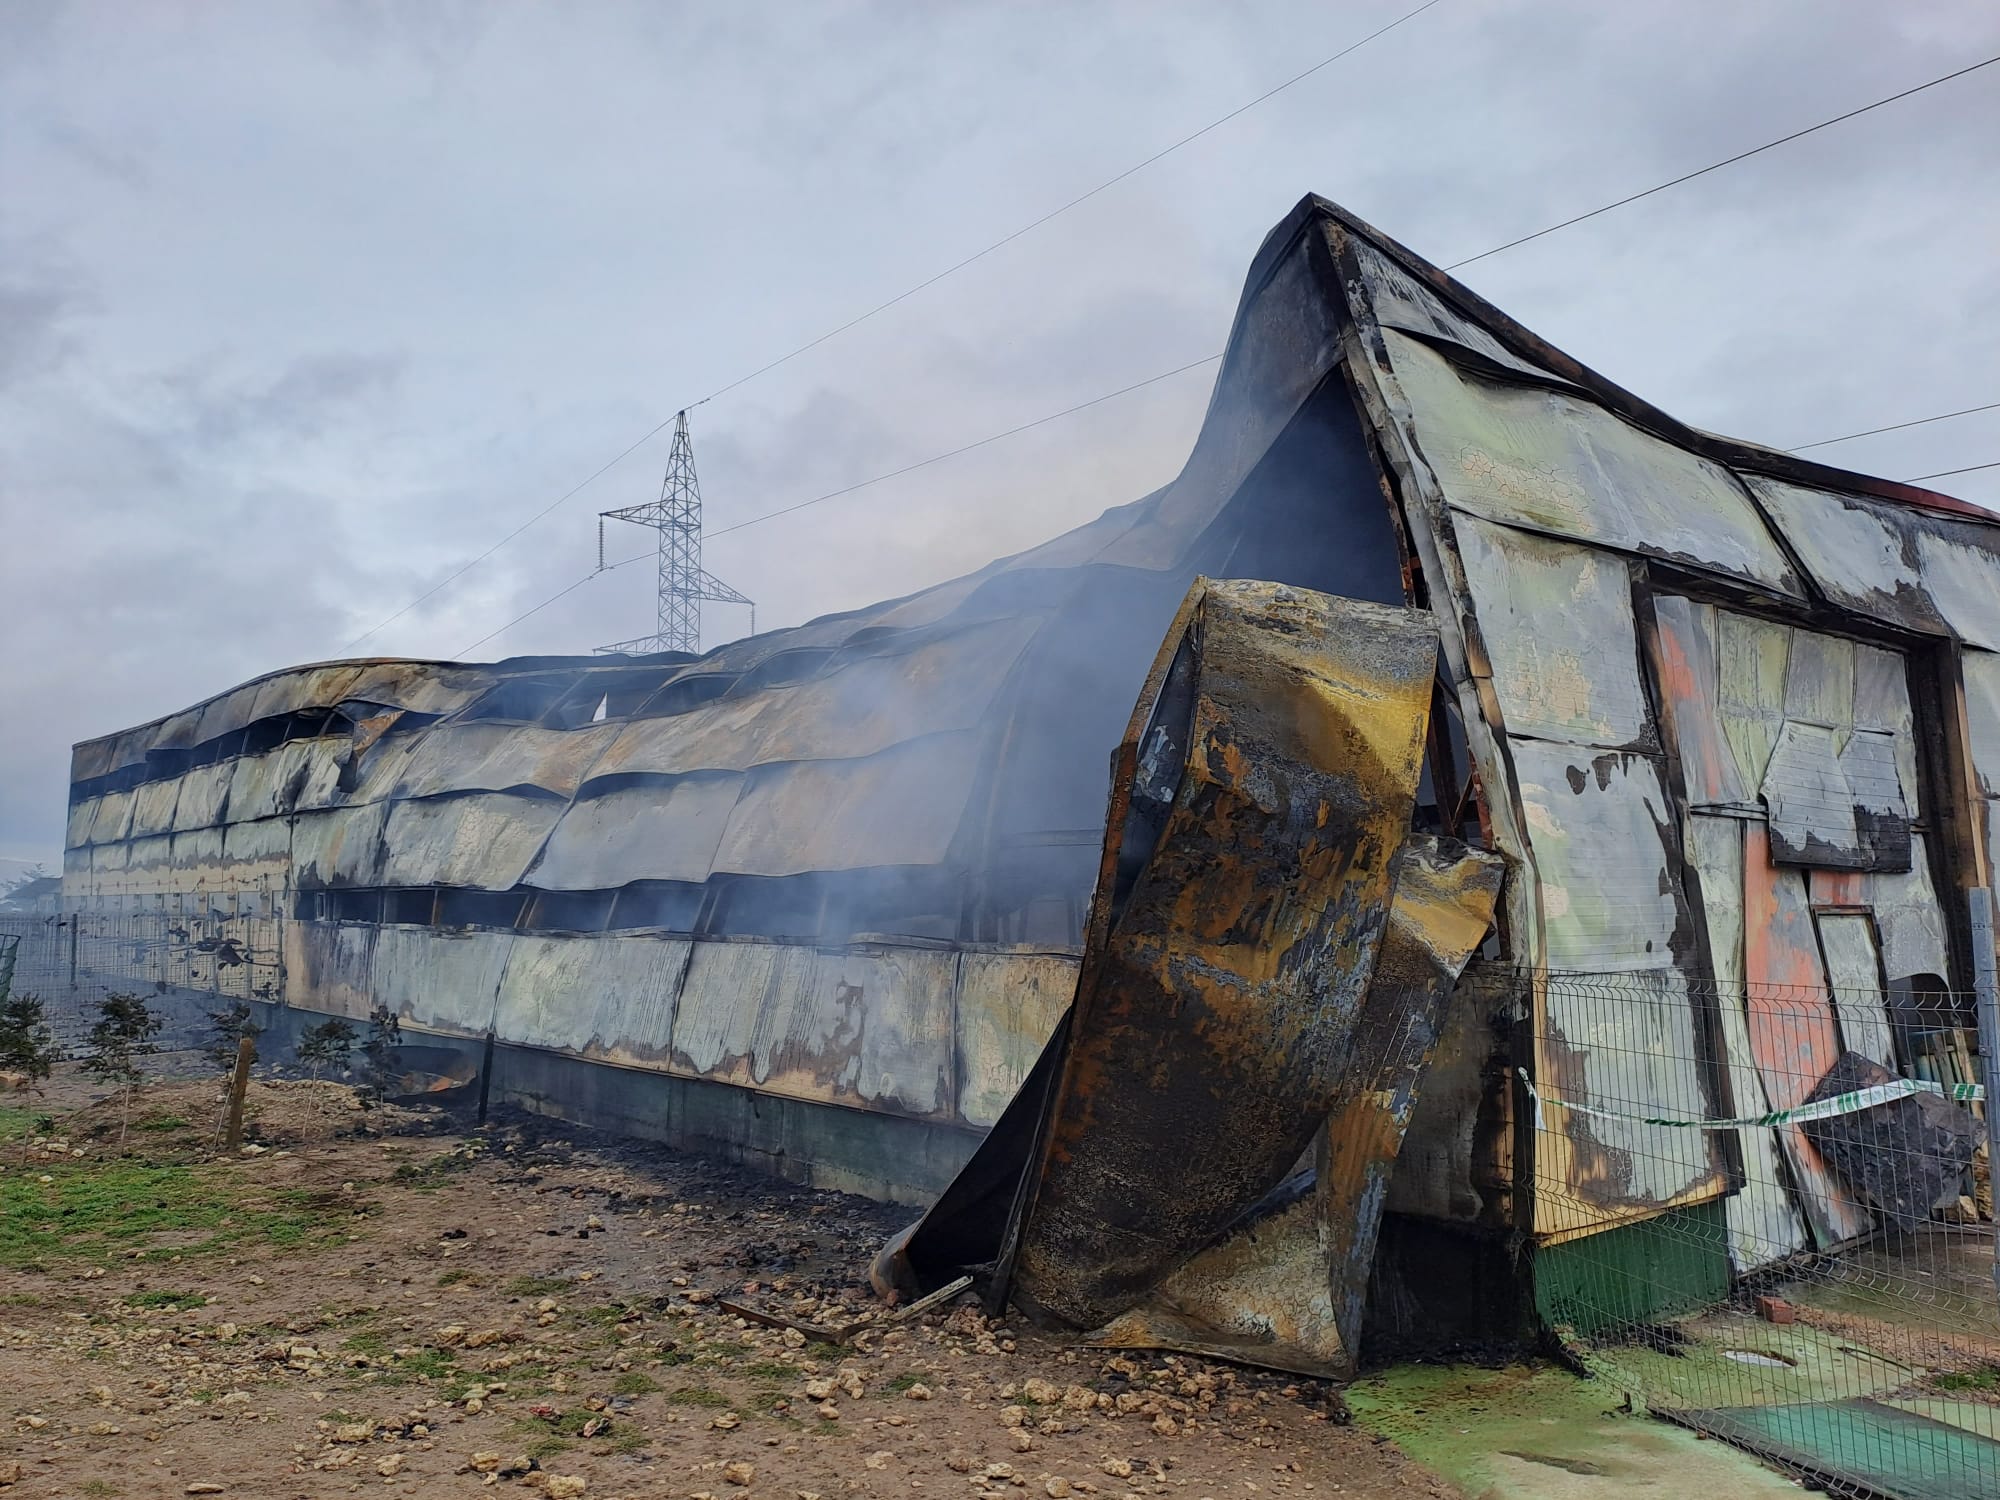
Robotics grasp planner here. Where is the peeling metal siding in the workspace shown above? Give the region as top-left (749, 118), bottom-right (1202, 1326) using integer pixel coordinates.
top-left (169, 764), bottom-right (233, 833)
top-left (88, 788), bottom-right (136, 846)
top-left (129, 778), bottom-right (183, 838)
top-left (1380, 330), bottom-right (1803, 595)
top-left (1869, 832), bottom-right (1952, 984)
top-left (953, 950), bottom-right (1078, 1128)
top-left (1651, 596), bottom-right (1749, 806)
top-left (291, 802), bottom-right (391, 889)
top-left (377, 795), bottom-right (564, 890)
top-left (1347, 237), bottom-right (1573, 385)
top-left (283, 920), bottom-right (379, 1021)
top-left (668, 939), bottom-right (956, 1119)
top-left (1452, 514), bottom-right (1652, 748)
top-left (1718, 611), bottom-right (1791, 792)
top-left (363, 926), bottom-right (511, 1037)
top-left (709, 732), bottom-right (981, 879)
top-left (1741, 821), bottom-right (1874, 1247)
top-left (1510, 741), bottom-right (1682, 971)
top-left (1747, 475), bottom-right (2000, 651)
top-left (527, 776), bottom-right (741, 889)
top-left (1815, 912), bottom-right (1895, 1068)
top-left (1685, 813), bottom-right (1809, 1271)
top-left (390, 721), bottom-right (623, 800)
top-left (492, 933), bottom-right (688, 1064)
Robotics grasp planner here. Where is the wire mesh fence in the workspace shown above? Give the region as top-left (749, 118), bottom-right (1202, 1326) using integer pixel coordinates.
top-left (0, 902), bottom-right (280, 1057)
top-left (1528, 968), bottom-right (1999, 1498)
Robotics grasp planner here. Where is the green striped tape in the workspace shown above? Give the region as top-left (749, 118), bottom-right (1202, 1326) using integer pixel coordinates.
top-left (1518, 1068), bottom-right (1983, 1132)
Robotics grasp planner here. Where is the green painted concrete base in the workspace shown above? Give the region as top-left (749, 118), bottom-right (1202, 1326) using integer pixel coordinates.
top-left (1346, 1362), bottom-right (1806, 1499)
top-left (1534, 1198), bottom-right (1732, 1337)
top-left (1677, 1399), bottom-right (2000, 1500)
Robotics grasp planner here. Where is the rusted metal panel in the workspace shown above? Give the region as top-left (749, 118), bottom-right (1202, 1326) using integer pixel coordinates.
top-left (1509, 740), bottom-right (1683, 971)
top-left (1814, 913), bottom-right (1895, 1068)
top-left (489, 933), bottom-right (687, 1063)
top-left (1380, 329), bottom-right (1803, 595)
top-left (526, 776), bottom-right (743, 890)
top-left (1650, 595), bottom-right (1748, 807)
top-left (390, 721), bottom-right (622, 801)
top-left (1685, 814), bottom-right (1809, 1271)
top-left (1741, 821), bottom-right (1873, 1247)
top-left (1746, 474), bottom-right (2000, 651)
top-left (339, 660), bottom-right (495, 717)
top-left (1008, 583), bottom-right (1438, 1331)
top-left (669, 938), bottom-right (956, 1119)
top-left (1717, 610), bottom-right (1790, 792)
top-left (244, 663), bottom-right (368, 726)
top-left (1451, 515), bottom-right (1652, 748)
top-left (954, 950), bottom-right (1079, 1128)
top-left (709, 732), bottom-right (981, 879)
top-left (377, 794), bottom-right (564, 891)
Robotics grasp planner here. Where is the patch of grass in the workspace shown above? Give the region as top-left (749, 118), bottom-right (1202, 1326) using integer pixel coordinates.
top-left (0, 1160), bottom-right (333, 1266)
top-left (0, 1106), bottom-right (40, 1141)
top-left (610, 1371), bottom-right (661, 1396)
top-left (342, 1330), bottom-right (391, 1357)
top-left (882, 1371), bottom-right (925, 1394)
top-left (0, 1292), bottom-right (44, 1307)
top-left (605, 1428), bottom-right (649, 1455)
top-left (397, 1348), bottom-right (464, 1382)
top-left (742, 1361), bottom-right (795, 1383)
top-left (134, 1115), bottom-right (191, 1133)
top-left (1935, 1367), bottom-right (2000, 1392)
top-left (436, 1268), bottom-right (474, 1288)
top-left (526, 1435), bottom-right (573, 1461)
top-left (124, 1289), bottom-right (207, 1311)
top-left (82, 1481), bottom-right (118, 1498)
top-left (665, 1384), bottom-right (732, 1407)
top-left (804, 1340), bottom-right (846, 1362)
top-left (505, 1275), bottom-right (571, 1299)
top-left (388, 1152), bottom-right (476, 1190)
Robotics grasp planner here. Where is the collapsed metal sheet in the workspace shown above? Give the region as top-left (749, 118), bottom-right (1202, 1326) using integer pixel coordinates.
top-left (1451, 514), bottom-right (1652, 748)
top-left (1007, 582), bottom-right (1438, 1330)
top-left (1381, 330), bottom-right (1803, 595)
top-left (1082, 835), bottom-right (1503, 1378)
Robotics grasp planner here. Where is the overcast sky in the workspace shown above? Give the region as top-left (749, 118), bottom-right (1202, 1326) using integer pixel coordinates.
top-left (2, 0), bottom-right (1997, 865)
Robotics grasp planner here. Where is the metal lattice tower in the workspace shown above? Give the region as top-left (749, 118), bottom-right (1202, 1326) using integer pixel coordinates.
top-left (595, 410), bottom-right (752, 655)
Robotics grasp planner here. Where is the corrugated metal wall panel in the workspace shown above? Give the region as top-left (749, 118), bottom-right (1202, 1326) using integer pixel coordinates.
top-left (954, 950), bottom-right (1077, 1127)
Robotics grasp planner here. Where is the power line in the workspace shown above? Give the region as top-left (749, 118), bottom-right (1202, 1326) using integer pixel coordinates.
top-left (1908, 460), bottom-right (2000, 484)
top-left (456, 357), bottom-right (1222, 654)
top-left (339, 1), bottom-right (1446, 656)
top-left (1444, 53), bottom-right (1999, 272)
top-left (1789, 401), bottom-right (2000, 453)
top-left (436, 47), bottom-right (2000, 654)
top-left (704, 356), bottom-right (1221, 541)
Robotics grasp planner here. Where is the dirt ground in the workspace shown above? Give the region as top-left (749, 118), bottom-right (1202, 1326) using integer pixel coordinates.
top-left (0, 1059), bottom-right (1461, 1500)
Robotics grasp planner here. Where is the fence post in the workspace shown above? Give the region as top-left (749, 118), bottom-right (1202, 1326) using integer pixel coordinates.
top-left (1970, 888), bottom-right (2000, 1303)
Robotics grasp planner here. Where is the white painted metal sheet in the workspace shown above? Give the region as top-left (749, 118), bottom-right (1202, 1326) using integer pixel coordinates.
top-left (954, 949), bottom-right (1078, 1127)
top-left (1814, 913), bottom-right (1895, 1069)
top-left (377, 794), bottom-right (563, 891)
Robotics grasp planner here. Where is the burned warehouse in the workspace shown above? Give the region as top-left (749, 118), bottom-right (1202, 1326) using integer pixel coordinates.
top-left (58, 196), bottom-right (2000, 1380)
